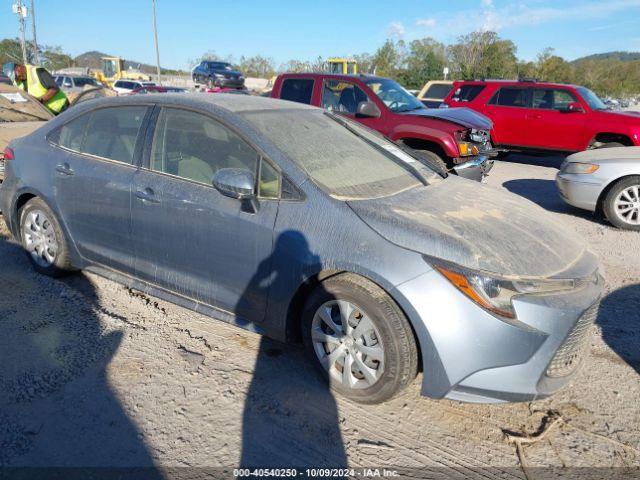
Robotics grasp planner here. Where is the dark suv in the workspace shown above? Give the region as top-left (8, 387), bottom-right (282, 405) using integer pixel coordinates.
top-left (271, 73), bottom-right (495, 177)
top-left (192, 61), bottom-right (245, 89)
top-left (444, 80), bottom-right (640, 153)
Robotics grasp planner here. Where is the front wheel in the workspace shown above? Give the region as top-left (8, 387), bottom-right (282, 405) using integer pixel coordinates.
top-left (302, 273), bottom-right (418, 404)
top-left (603, 176), bottom-right (640, 230)
top-left (19, 198), bottom-right (75, 277)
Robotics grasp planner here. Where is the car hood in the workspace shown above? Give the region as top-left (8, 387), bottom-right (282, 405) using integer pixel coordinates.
top-left (347, 178), bottom-right (587, 278)
top-left (400, 107), bottom-right (493, 130)
top-left (592, 109), bottom-right (640, 121)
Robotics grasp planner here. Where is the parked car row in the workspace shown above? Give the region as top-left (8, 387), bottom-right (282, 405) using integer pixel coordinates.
top-left (0, 93), bottom-right (604, 405)
top-left (270, 73), bottom-right (496, 181)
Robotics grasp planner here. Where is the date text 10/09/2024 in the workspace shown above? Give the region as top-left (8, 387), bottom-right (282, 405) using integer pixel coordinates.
top-left (234, 468), bottom-right (400, 478)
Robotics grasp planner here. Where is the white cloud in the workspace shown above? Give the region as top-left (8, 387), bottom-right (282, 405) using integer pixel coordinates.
top-left (481, 0), bottom-right (493, 7)
top-left (416, 18), bottom-right (437, 28)
top-left (387, 21), bottom-right (406, 38)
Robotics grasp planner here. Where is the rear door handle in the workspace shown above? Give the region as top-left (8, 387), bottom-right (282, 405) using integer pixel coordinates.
top-left (55, 163), bottom-right (74, 176)
top-left (135, 188), bottom-right (160, 204)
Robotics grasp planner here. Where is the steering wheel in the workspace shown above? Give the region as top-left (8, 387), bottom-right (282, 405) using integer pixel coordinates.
top-left (388, 101), bottom-right (400, 110)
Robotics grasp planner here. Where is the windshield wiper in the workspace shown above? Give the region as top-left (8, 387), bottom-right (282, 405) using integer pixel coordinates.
top-left (324, 111), bottom-right (430, 186)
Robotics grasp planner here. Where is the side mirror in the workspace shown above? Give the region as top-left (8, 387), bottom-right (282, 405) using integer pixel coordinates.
top-left (212, 168), bottom-right (258, 213)
top-left (565, 102), bottom-right (584, 113)
top-left (356, 101), bottom-right (381, 118)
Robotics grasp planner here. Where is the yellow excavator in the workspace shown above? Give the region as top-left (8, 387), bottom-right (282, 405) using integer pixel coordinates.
top-left (327, 58), bottom-right (358, 75)
top-left (92, 57), bottom-right (151, 88)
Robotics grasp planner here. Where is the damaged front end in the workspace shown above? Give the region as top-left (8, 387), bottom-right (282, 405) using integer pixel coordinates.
top-left (451, 128), bottom-right (496, 182)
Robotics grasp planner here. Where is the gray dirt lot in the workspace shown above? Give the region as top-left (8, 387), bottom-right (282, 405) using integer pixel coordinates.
top-left (0, 155), bottom-right (638, 475)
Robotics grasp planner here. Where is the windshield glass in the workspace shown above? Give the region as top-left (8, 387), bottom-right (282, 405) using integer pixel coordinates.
top-left (208, 62), bottom-right (232, 70)
top-left (242, 109), bottom-right (438, 200)
top-left (365, 78), bottom-right (424, 113)
top-left (577, 87), bottom-right (607, 110)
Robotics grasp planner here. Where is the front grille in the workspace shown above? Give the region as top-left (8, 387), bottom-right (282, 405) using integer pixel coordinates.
top-left (546, 302), bottom-right (599, 378)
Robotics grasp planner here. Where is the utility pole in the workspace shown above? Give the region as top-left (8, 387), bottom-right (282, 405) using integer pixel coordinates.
top-left (12, 1), bottom-right (29, 65)
top-left (152, 0), bottom-right (162, 85)
top-left (30, 0), bottom-right (39, 64)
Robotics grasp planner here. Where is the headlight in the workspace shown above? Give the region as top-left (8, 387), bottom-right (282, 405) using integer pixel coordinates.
top-left (457, 142), bottom-right (480, 156)
top-left (432, 262), bottom-right (577, 318)
top-left (562, 162), bottom-right (599, 174)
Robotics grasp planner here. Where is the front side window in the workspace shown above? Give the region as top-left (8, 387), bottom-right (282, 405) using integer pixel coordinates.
top-left (531, 89), bottom-right (577, 110)
top-left (243, 109), bottom-right (439, 200)
top-left (321, 80), bottom-right (369, 114)
top-left (489, 87), bottom-right (528, 107)
top-left (151, 108), bottom-right (258, 187)
top-left (364, 78), bottom-right (423, 113)
top-left (280, 79), bottom-right (314, 104)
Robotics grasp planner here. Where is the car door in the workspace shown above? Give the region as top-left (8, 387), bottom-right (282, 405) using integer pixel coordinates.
top-left (320, 79), bottom-right (386, 133)
top-left (482, 87), bottom-right (531, 146)
top-left (526, 88), bottom-right (586, 151)
top-left (51, 105), bottom-right (151, 272)
top-left (130, 106), bottom-right (280, 323)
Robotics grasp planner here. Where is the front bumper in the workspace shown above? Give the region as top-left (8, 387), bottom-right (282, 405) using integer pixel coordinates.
top-left (392, 257), bottom-right (604, 403)
top-left (453, 155), bottom-right (494, 182)
top-left (556, 173), bottom-right (603, 212)
top-left (214, 77), bottom-right (245, 89)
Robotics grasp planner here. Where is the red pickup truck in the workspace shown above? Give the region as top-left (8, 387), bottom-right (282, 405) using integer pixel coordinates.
top-left (444, 80), bottom-right (640, 154)
top-left (271, 73), bottom-right (495, 176)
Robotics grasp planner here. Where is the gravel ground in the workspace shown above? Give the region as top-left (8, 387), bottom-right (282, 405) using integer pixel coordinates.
top-left (0, 155), bottom-right (638, 477)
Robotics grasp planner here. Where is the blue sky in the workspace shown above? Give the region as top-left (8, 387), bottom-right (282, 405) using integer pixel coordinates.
top-left (1, 0), bottom-right (640, 70)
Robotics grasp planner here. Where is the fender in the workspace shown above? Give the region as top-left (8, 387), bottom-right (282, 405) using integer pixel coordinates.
top-left (388, 122), bottom-right (460, 158)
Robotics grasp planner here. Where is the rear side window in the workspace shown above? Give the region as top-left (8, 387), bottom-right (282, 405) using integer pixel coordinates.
top-left (56, 107), bottom-right (147, 164)
top-left (488, 87), bottom-right (528, 107)
top-left (451, 85), bottom-right (485, 102)
top-left (58, 115), bottom-right (88, 151)
top-left (280, 78), bottom-right (314, 104)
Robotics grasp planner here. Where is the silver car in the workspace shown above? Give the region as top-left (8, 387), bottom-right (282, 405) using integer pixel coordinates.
top-left (557, 147), bottom-right (640, 230)
top-left (0, 94), bottom-right (603, 404)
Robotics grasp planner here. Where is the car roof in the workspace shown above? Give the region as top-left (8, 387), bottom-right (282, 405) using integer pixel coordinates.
top-left (73, 92), bottom-right (317, 114)
top-left (278, 72), bottom-right (390, 82)
top-left (454, 79), bottom-right (581, 89)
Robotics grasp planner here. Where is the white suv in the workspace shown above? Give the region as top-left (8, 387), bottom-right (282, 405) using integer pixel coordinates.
top-left (112, 79), bottom-right (156, 96)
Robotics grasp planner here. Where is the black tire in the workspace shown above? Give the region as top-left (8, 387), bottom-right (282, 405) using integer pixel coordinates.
top-left (597, 142), bottom-right (625, 149)
top-left (19, 198), bottom-right (75, 277)
top-left (301, 273), bottom-right (418, 404)
top-left (602, 176), bottom-right (640, 230)
top-left (396, 141), bottom-right (449, 175)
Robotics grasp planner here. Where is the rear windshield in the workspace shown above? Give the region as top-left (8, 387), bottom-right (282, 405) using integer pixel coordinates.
top-left (242, 109), bottom-right (437, 200)
top-left (423, 83), bottom-right (454, 100)
top-left (451, 85), bottom-right (485, 102)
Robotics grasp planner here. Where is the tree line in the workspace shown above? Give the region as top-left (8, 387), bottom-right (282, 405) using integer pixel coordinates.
top-left (3, 32), bottom-right (640, 97)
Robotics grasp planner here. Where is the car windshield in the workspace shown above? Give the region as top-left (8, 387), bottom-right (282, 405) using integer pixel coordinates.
top-left (74, 77), bottom-right (96, 87)
top-left (242, 109), bottom-right (439, 200)
top-left (208, 62), bottom-right (232, 70)
top-left (577, 87), bottom-right (607, 110)
top-left (365, 78), bottom-right (424, 113)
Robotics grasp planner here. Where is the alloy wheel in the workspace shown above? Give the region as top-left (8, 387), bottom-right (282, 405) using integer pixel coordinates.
top-left (22, 210), bottom-right (58, 268)
top-left (311, 300), bottom-right (385, 390)
top-left (613, 184), bottom-right (640, 226)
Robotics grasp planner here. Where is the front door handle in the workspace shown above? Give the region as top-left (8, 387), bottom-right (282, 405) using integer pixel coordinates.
top-left (55, 163), bottom-right (74, 176)
top-left (135, 188), bottom-right (160, 204)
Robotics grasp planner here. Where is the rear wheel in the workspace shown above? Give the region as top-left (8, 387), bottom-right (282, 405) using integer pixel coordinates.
top-left (19, 198), bottom-right (75, 276)
top-left (301, 273), bottom-right (418, 404)
top-left (602, 176), bottom-right (640, 230)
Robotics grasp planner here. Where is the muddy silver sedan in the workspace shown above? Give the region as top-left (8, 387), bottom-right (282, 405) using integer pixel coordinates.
top-left (557, 147), bottom-right (640, 230)
top-left (0, 94), bottom-right (603, 404)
